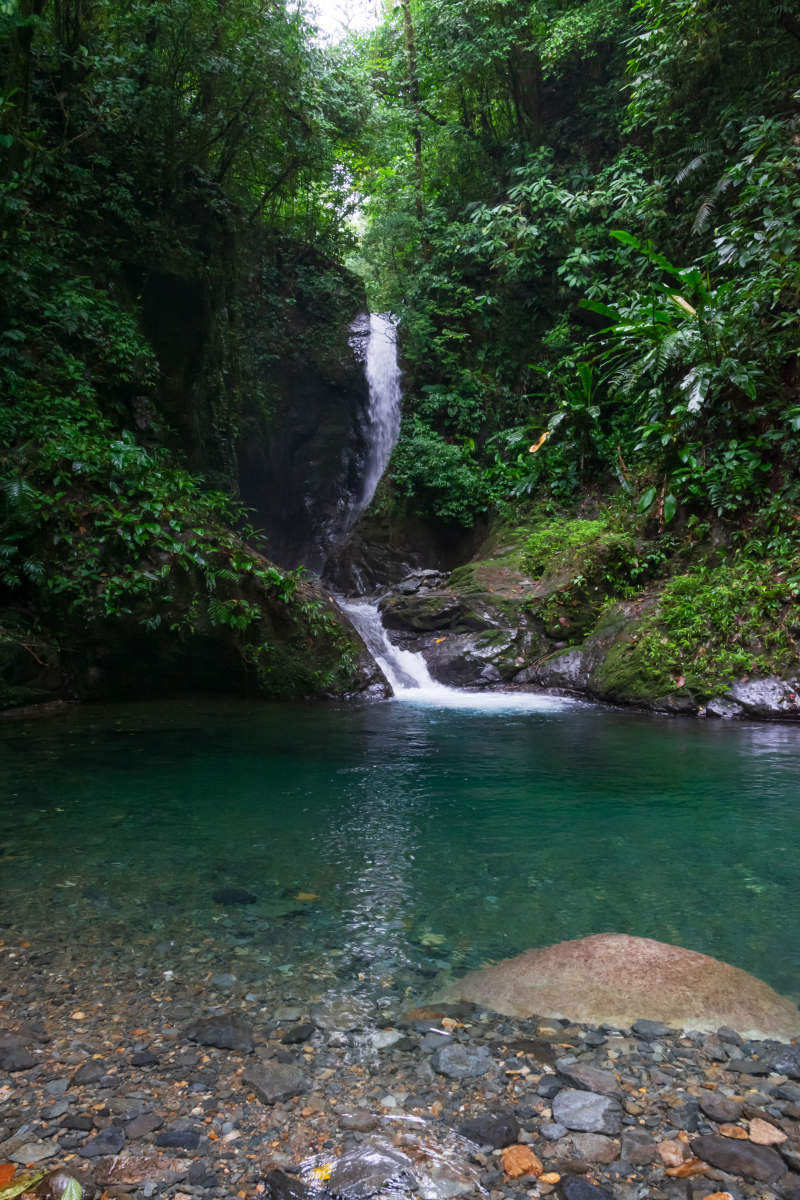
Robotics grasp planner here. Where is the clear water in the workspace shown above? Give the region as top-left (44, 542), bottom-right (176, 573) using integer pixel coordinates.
top-left (1, 696), bottom-right (799, 1006)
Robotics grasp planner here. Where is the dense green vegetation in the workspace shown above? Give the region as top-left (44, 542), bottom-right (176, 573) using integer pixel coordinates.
top-left (2, 0), bottom-right (799, 699)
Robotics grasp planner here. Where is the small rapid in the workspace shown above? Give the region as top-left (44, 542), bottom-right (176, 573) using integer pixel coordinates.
top-left (341, 600), bottom-right (575, 710)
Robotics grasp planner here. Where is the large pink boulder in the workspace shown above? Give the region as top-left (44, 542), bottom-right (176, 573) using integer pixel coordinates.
top-left (434, 933), bottom-right (800, 1039)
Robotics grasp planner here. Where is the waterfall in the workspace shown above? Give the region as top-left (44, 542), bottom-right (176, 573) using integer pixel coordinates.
top-left (341, 600), bottom-right (574, 710)
top-left (350, 313), bottom-right (402, 525)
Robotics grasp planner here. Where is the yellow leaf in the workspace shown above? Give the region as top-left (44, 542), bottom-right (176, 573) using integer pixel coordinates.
top-left (296, 892), bottom-right (318, 901)
top-left (668, 293), bottom-right (696, 315)
top-left (529, 431), bottom-right (550, 454)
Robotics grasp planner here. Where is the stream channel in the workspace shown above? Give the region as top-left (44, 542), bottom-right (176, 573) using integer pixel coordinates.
top-left (1, 314), bottom-right (799, 1020)
top-left (1, 696), bottom-right (799, 1007)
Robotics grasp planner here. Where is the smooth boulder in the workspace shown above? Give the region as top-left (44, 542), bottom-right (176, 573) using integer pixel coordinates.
top-left (242, 1060), bottom-right (308, 1104)
top-left (692, 1134), bottom-right (785, 1182)
top-left (552, 1089), bottom-right (623, 1135)
top-left (434, 933), bottom-right (800, 1038)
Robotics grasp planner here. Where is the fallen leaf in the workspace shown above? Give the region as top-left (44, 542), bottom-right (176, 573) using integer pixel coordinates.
top-left (295, 893), bottom-right (318, 901)
top-left (0, 1167), bottom-right (15, 1186)
top-left (671, 675), bottom-right (685, 689)
top-left (501, 1145), bottom-right (543, 1180)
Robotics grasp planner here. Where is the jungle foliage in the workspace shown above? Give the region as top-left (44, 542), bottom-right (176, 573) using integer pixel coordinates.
top-left (351, 0), bottom-right (800, 552)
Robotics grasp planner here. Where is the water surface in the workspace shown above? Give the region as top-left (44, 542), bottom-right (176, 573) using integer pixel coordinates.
top-left (1, 696), bottom-right (798, 1003)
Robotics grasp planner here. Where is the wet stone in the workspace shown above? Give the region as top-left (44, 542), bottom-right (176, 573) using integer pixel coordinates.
top-left (631, 1020), bottom-right (671, 1039)
top-left (458, 1111), bottom-right (520, 1149)
top-left (263, 1169), bottom-right (319, 1200)
top-left (691, 1134), bottom-right (785, 1182)
top-left (339, 1111), bottom-right (379, 1133)
top-left (241, 1060), bottom-right (308, 1104)
top-left (667, 1095), bottom-right (699, 1132)
top-left (281, 1023), bottom-right (315, 1044)
top-left (431, 1043), bottom-right (491, 1080)
top-left (182, 1011), bottom-right (255, 1052)
top-left (125, 1112), bottom-right (164, 1139)
top-left (558, 1174), bottom-right (614, 1200)
top-left (155, 1130), bottom-right (201, 1150)
top-left (9, 1140), bottom-right (61, 1163)
top-left (697, 1091), bottom-right (743, 1123)
top-left (211, 886), bottom-right (257, 905)
top-left (71, 1060), bottom-right (106, 1085)
top-left (0, 1049), bottom-right (37, 1072)
top-left (552, 1090), bottom-right (623, 1135)
top-left (557, 1064), bottom-right (622, 1097)
top-left (78, 1126), bottom-right (126, 1158)
top-left (569, 1134), bottom-right (619, 1164)
top-left (312, 996), bottom-right (374, 1032)
top-left (130, 1051), bottom-right (160, 1067)
top-left (188, 1158), bottom-right (218, 1188)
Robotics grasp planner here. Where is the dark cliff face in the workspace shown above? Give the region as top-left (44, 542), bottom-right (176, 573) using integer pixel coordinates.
top-left (237, 311), bottom-right (372, 573)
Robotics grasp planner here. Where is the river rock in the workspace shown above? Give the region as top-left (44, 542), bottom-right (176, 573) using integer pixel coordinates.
top-left (692, 1134), bottom-right (785, 1181)
top-left (620, 1128), bottom-right (657, 1165)
top-left (339, 1111), bottom-right (379, 1133)
top-left (282, 1022), bottom-right (315, 1044)
top-left (698, 1091), bottom-right (743, 1123)
top-left (458, 1110), bottom-right (520, 1149)
top-left (558, 1175), bottom-right (614, 1200)
top-left (552, 1089), bottom-right (623, 1135)
top-left (431, 1042), bottom-right (491, 1080)
top-left (182, 1011), bottom-right (255, 1052)
top-left (760, 1043), bottom-right (800, 1078)
top-left (8, 1140), bottom-right (60, 1163)
top-left (71, 1059), bottom-right (106, 1086)
top-left (125, 1112), bottom-right (164, 1139)
top-left (0, 1049), bottom-right (37, 1072)
top-left (570, 1133), bottom-right (619, 1163)
top-left (130, 1050), bottom-right (160, 1067)
top-left (667, 1094), bottom-right (699, 1131)
top-left (79, 1126), bottom-right (126, 1157)
top-left (557, 1063), bottom-right (622, 1096)
top-left (156, 1130), bottom-right (201, 1150)
top-left (326, 1140), bottom-right (413, 1197)
top-left (541, 1123), bottom-right (568, 1141)
top-left (631, 1019), bottom-right (670, 1038)
top-left (311, 996), bottom-right (374, 1031)
top-left (212, 886), bottom-right (257, 905)
top-left (97, 1156), bottom-right (189, 1187)
top-left (434, 933), bottom-right (800, 1037)
top-left (242, 1060), bottom-right (308, 1104)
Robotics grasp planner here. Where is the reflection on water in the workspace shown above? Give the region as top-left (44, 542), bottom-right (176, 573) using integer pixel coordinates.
top-left (1, 696), bottom-right (799, 1004)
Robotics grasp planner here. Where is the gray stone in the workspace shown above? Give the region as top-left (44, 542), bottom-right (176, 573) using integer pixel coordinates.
top-left (125, 1112), bottom-right (164, 1139)
top-left (339, 1112), bottom-right (379, 1133)
top-left (183, 1011), bottom-right (255, 1053)
top-left (570, 1134), bottom-right (619, 1163)
top-left (130, 1050), bottom-right (160, 1067)
top-left (312, 997), bottom-right (374, 1032)
top-left (761, 1044), bottom-right (800, 1078)
top-left (697, 1090), bottom-right (742, 1123)
top-left (212, 973), bottom-right (237, 990)
top-left (558, 1175), bottom-right (614, 1200)
top-left (457, 1111), bottom-right (519, 1149)
top-left (421, 1031), bottom-right (453, 1054)
top-left (156, 1131), bottom-right (201, 1150)
top-left (776, 1172), bottom-right (800, 1200)
top-left (79, 1126), bottom-right (126, 1158)
top-left (557, 1064), bottom-right (622, 1097)
top-left (212, 887), bottom-right (257, 905)
top-left (541, 1123), bottom-right (568, 1141)
top-left (71, 1060), bottom-right (106, 1085)
top-left (44, 1078), bottom-right (70, 1095)
top-left (692, 1134), bottom-right (785, 1182)
top-left (726, 676), bottom-right (800, 720)
top-left (241, 1060), bottom-right (308, 1104)
top-left (552, 1089), bottom-right (623, 1135)
top-left (778, 1084), bottom-right (800, 1103)
top-left (620, 1128), bottom-right (657, 1166)
top-left (780, 1141), bottom-right (800, 1172)
top-left (282, 1023), bottom-right (315, 1044)
top-left (667, 1095), bottom-right (699, 1131)
top-left (706, 699), bottom-right (743, 720)
top-left (326, 1141), bottom-right (413, 1198)
top-left (188, 1159), bottom-right (218, 1188)
top-left (431, 1042), bottom-right (491, 1080)
top-left (1, 1050), bottom-right (36, 1072)
top-left (631, 1020), bottom-right (671, 1039)
top-left (42, 1099), bottom-right (70, 1120)
top-left (8, 1141), bottom-right (61, 1164)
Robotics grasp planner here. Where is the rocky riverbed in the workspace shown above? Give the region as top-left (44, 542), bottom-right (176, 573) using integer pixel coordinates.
top-left (2, 943), bottom-right (800, 1200)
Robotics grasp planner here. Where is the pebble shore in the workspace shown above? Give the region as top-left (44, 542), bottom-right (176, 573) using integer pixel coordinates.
top-left (2, 939), bottom-right (800, 1200)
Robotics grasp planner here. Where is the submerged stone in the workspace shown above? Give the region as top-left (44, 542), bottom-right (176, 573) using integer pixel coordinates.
top-left (182, 1010), bottom-right (255, 1052)
top-left (434, 932), bottom-right (800, 1038)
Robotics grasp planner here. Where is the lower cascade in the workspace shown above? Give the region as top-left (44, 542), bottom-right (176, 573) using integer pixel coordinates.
top-left (341, 600), bottom-right (572, 709)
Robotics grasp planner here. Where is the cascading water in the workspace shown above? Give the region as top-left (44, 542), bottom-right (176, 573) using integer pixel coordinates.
top-left (341, 600), bottom-right (574, 710)
top-left (349, 313), bottom-right (402, 527)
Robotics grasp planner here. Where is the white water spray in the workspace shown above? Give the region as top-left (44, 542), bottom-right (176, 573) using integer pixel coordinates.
top-left (352, 314), bottom-right (402, 523)
top-left (341, 600), bottom-right (575, 711)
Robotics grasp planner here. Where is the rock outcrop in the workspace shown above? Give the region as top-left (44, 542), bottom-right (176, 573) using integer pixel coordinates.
top-left (434, 932), bottom-right (800, 1039)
